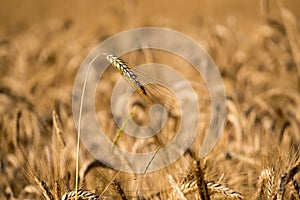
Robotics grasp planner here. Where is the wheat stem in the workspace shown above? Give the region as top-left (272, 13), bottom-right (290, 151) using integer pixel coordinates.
top-left (193, 160), bottom-right (210, 200)
top-left (76, 52), bottom-right (107, 200)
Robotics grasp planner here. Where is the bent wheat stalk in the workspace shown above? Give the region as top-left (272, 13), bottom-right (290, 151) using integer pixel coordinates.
top-left (76, 53), bottom-right (106, 200)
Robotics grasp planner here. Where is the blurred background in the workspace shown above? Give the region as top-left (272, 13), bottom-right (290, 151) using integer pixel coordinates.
top-left (1, 0), bottom-right (300, 199)
top-left (1, 0), bottom-right (300, 33)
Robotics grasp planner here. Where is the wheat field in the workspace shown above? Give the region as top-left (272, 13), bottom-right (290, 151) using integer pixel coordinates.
top-left (1, 0), bottom-right (300, 199)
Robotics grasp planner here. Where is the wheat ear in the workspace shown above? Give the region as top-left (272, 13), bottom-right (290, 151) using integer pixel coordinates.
top-left (61, 189), bottom-right (99, 200)
top-left (291, 179), bottom-right (300, 200)
top-left (112, 180), bottom-right (127, 200)
top-left (181, 180), bottom-right (243, 199)
top-left (255, 168), bottom-right (275, 200)
top-left (277, 159), bottom-right (300, 199)
top-left (34, 177), bottom-right (54, 200)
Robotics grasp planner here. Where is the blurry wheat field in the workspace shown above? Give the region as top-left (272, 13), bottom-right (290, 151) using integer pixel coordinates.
top-left (1, 0), bottom-right (300, 199)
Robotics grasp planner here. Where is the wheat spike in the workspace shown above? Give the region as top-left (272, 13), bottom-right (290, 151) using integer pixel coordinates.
top-left (105, 53), bottom-right (180, 115)
top-left (255, 168), bottom-right (275, 200)
top-left (34, 177), bottom-right (55, 200)
top-left (61, 190), bottom-right (99, 200)
top-left (56, 180), bottom-right (62, 199)
top-left (52, 110), bottom-right (66, 147)
top-left (180, 179), bottom-right (243, 199)
top-left (266, 169), bottom-right (275, 200)
top-left (291, 179), bottom-right (300, 200)
top-left (277, 159), bottom-right (300, 199)
top-left (207, 182), bottom-right (243, 199)
top-left (105, 53), bottom-right (147, 95)
top-left (180, 177), bottom-right (198, 194)
top-left (112, 180), bottom-right (127, 200)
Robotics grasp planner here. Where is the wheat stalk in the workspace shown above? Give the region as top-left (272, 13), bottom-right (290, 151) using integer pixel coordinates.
top-left (193, 160), bottom-right (210, 200)
top-left (168, 174), bottom-right (187, 200)
top-left (75, 52), bottom-right (107, 199)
